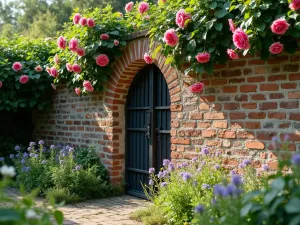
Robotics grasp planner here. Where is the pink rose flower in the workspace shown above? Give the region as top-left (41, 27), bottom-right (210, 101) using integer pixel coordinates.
top-left (79, 17), bottom-right (87, 26)
top-left (46, 67), bottom-right (51, 75)
top-left (69, 38), bottom-right (79, 51)
top-left (232, 28), bottom-right (250, 50)
top-left (138, 2), bottom-right (149, 14)
top-left (54, 54), bottom-right (59, 64)
top-left (50, 67), bottom-right (58, 78)
top-left (269, 42), bottom-right (284, 54)
top-left (228, 19), bottom-right (236, 33)
top-left (0, 81), bottom-right (2, 88)
top-left (189, 82), bottom-right (204, 94)
top-left (72, 64), bottom-right (81, 73)
top-left (57, 36), bottom-right (67, 49)
top-left (144, 53), bottom-right (153, 64)
top-left (100, 34), bottom-right (109, 40)
top-left (290, 0), bottom-right (300, 10)
top-left (87, 18), bottom-right (95, 27)
top-left (227, 49), bottom-right (239, 60)
top-left (125, 1), bottom-right (134, 12)
top-left (271, 19), bottom-right (290, 35)
top-left (76, 48), bottom-right (85, 57)
top-left (73, 13), bottom-right (81, 25)
top-left (12, 62), bottom-right (22, 72)
top-left (75, 87), bottom-right (81, 96)
top-left (163, 29), bottom-right (179, 47)
top-left (19, 75), bottom-right (29, 84)
top-left (51, 83), bottom-right (56, 90)
top-left (66, 63), bottom-right (73, 72)
top-left (83, 80), bottom-right (94, 92)
top-left (114, 40), bottom-right (119, 46)
top-left (35, 65), bottom-right (43, 72)
top-left (96, 54), bottom-right (109, 67)
top-left (175, 9), bottom-right (192, 29)
top-left (195, 52), bottom-right (210, 63)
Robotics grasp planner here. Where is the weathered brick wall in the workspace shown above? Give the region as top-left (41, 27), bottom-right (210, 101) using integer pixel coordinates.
top-left (33, 37), bottom-right (300, 183)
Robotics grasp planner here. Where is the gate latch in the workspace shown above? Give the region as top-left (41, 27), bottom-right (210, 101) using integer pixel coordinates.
top-left (145, 110), bottom-right (151, 138)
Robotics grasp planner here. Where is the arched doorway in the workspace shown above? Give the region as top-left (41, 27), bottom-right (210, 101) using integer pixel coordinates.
top-left (125, 64), bottom-right (171, 198)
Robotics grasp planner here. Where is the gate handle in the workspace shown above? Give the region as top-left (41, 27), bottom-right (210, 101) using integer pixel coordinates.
top-left (145, 110), bottom-right (151, 138)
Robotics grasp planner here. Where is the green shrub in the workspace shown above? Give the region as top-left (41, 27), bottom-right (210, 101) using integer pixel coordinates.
top-left (0, 165), bottom-right (64, 225)
top-left (46, 187), bottom-right (81, 204)
top-left (130, 205), bottom-right (167, 225)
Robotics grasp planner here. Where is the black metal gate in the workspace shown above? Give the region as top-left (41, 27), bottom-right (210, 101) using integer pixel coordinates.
top-left (125, 65), bottom-right (171, 198)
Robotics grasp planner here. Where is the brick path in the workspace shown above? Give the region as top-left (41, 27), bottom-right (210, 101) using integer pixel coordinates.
top-left (3, 188), bottom-right (150, 225)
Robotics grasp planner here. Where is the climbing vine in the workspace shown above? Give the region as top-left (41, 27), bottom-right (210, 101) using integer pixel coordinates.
top-left (40, 0), bottom-right (300, 94)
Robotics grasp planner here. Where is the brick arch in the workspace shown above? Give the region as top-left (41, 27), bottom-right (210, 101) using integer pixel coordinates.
top-left (103, 37), bottom-right (182, 183)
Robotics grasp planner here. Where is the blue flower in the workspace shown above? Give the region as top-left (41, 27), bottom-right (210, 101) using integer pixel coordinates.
top-left (195, 204), bottom-right (204, 213)
top-left (261, 164), bottom-right (270, 171)
top-left (214, 164), bottom-right (220, 170)
top-left (9, 154), bottom-right (14, 159)
top-left (15, 154), bottom-right (20, 158)
top-left (292, 154), bottom-right (300, 166)
top-left (201, 146), bottom-right (209, 155)
top-left (29, 142), bottom-right (36, 147)
top-left (50, 145), bottom-right (56, 149)
top-left (230, 170), bottom-right (237, 175)
top-left (149, 179), bottom-right (154, 186)
top-left (23, 152), bottom-right (29, 158)
top-left (182, 162), bottom-right (188, 167)
top-left (163, 159), bottom-right (170, 167)
top-left (227, 184), bottom-right (242, 197)
top-left (168, 163), bottom-right (175, 172)
top-left (15, 145), bottom-right (21, 151)
top-left (27, 147), bottom-right (32, 151)
top-left (75, 165), bottom-right (81, 170)
top-left (181, 172), bottom-right (192, 181)
top-left (38, 140), bottom-right (44, 145)
top-left (21, 159), bottom-right (26, 164)
top-left (231, 174), bottom-right (243, 186)
top-left (192, 157), bottom-right (198, 162)
top-left (0, 157), bottom-right (4, 162)
top-left (215, 151), bottom-right (221, 157)
top-left (161, 182), bottom-right (168, 187)
top-left (69, 148), bottom-right (74, 153)
top-left (157, 171), bottom-right (164, 179)
top-left (213, 184), bottom-right (228, 197)
top-left (41, 160), bottom-right (47, 164)
top-left (202, 184), bottom-right (211, 190)
top-left (22, 166), bottom-right (30, 172)
top-left (149, 167), bottom-right (155, 174)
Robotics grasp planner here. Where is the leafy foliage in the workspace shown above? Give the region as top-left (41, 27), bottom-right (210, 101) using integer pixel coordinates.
top-left (0, 166), bottom-right (64, 225)
top-left (0, 37), bottom-right (55, 111)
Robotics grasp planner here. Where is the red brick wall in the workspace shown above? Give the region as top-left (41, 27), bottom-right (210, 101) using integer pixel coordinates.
top-left (33, 37), bottom-right (300, 183)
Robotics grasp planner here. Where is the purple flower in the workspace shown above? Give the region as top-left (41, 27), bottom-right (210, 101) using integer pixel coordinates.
top-left (197, 167), bottom-right (202, 172)
top-left (181, 172), bottom-right (192, 181)
top-left (242, 159), bottom-right (251, 166)
top-left (163, 159), bottom-right (170, 167)
top-left (272, 136), bottom-right (279, 148)
top-left (149, 179), bottom-right (154, 186)
top-left (201, 146), bottom-right (209, 155)
top-left (231, 175), bottom-right (242, 186)
top-left (215, 151), bottom-right (221, 157)
top-left (201, 161), bottom-right (206, 166)
top-left (177, 164), bottom-right (182, 169)
top-left (161, 182), bottom-right (168, 187)
top-left (38, 140), bottom-right (44, 145)
top-left (27, 147), bottom-right (32, 151)
top-left (182, 162), bottom-right (188, 167)
top-left (195, 204), bottom-right (204, 213)
top-left (262, 164), bottom-right (270, 171)
top-left (75, 165), bottom-right (81, 170)
top-left (157, 171), bottom-right (164, 179)
top-left (213, 184), bottom-right (228, 197)
top-left (23, 153), bottom-right (28, 158)
top-left (227, 184), bottom-right (242, 197)
top-left (50, 145), bottom-right (55, 149)
top-left (292, 154), bottom-right (300, 166)
top-left (211, 198), bottom-right (217, 205)
top-left (168, 163), bottom-right (175, 172)
top-left (9, 154), bottom-right (14, 159)
top-left (192, 157), bottom-right (198, 162)
top-left (163, 170), bottom-right (169, 177)
top-left (202, 184), bottom-right (211, 190)
top-left (21, 159), bottom-right (26, 164)
top-left (214, 164), bottom-right (220, 170)
top-left (29, 142), bottom-right (35, 147)
top-left (22, 166), bottom-right (30, 172)
top-left (230, 170), bottom-right (237, 175)
top-left (149, 167), bottom-right (155, 174)
top-left (41, 160), bottom-right (47, 164)
top-left (42, 147), bottom-right (47, 153)
top-left (284, 134), bottom-right (290, 141)
top-left (15, 145), bottom-right (21, 151)
top-left (33, 154), bottom-right (38, 158)
top-left (0, 157), bottom-right (4, 162)
top-left (29, 153), bottom-right (35, 157)
top-left (69, 148), bottom-right (75, 153)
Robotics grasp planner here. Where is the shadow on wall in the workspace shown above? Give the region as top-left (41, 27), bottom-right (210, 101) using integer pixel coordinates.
top-left (0, 110), bottom-right (33, 157)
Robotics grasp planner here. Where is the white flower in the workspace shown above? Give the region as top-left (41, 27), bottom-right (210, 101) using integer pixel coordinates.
top-left (0, 165), bottom-right (16, 177)
top-left (26, 209), bottom-right (39, 220)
